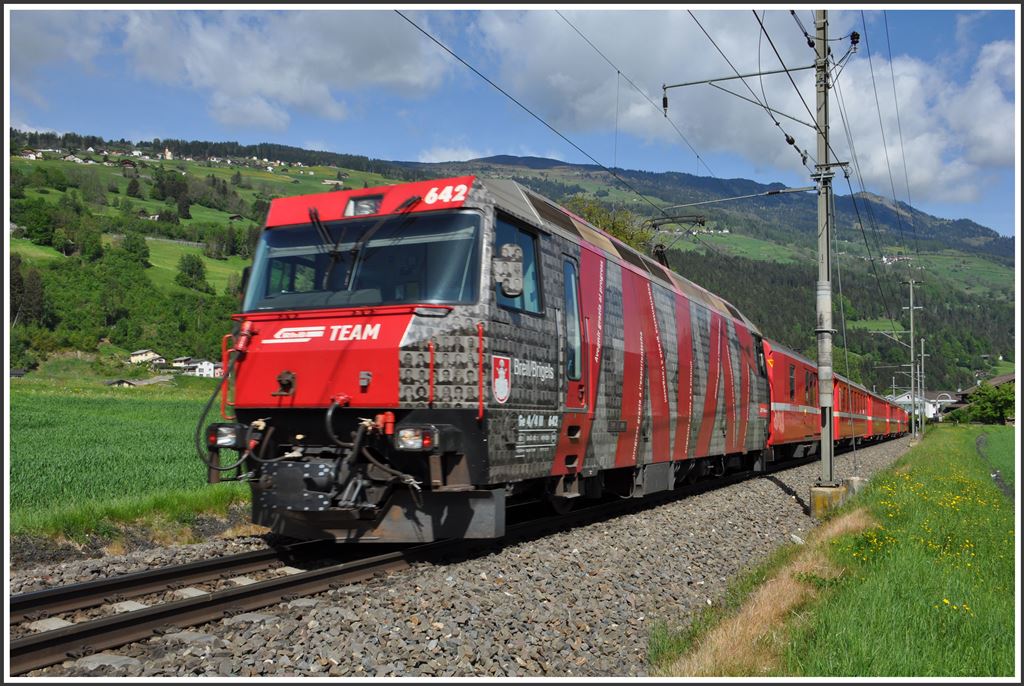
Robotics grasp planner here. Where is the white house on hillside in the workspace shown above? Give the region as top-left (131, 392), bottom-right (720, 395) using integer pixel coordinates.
top-left (183, 360), bottom-right (223, 378)
top-left (129, 349), bottom-right (163, 365)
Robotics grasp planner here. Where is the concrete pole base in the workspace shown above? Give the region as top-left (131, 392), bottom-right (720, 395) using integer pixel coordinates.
top-left (810, 484), bottom-right (848, 519)
top-left (844, 476), bottom-right (868, 496)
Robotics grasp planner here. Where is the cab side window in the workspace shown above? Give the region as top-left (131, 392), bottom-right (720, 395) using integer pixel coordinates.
top-left (562, 259), bottom-right (582, 380)
top-left (495, 216), bottom-right (542, 314)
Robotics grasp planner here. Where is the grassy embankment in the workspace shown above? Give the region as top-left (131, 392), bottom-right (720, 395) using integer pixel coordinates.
top-left (9, 355), bottom-right (248, 540)
top-left (650, 424), bottom-right (1016, 677)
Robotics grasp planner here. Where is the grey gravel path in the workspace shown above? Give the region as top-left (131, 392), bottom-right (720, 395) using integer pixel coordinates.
top-left (17, 437), bottom-right (911, 678)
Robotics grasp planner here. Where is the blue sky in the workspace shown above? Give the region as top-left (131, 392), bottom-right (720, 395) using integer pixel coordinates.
top-left (6, 5), bottom-right (1019, 236)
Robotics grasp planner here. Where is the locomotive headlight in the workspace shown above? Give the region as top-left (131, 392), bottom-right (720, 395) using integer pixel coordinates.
top-left (206, 423), bottom-right (245, 450)
top-left (344, 195), bottom-right (382, 216)
top-left (396, 427), bottom-right (435, 451)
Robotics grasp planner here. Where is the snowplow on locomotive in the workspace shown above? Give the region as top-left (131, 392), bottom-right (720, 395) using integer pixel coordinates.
top-left (197, 175), bottom-right (908, 543)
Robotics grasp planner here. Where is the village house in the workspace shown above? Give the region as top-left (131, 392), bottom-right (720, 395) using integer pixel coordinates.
top-left (182, 360), bottom-right (223, 378)
top-left (171, 356), bottom-right (193, 368)
top-left (128, 349), bottom-right (163, 365)
top-left (105, 375), bottom-right (173, 388)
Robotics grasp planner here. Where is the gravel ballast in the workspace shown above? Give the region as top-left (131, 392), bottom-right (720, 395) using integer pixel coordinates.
top-left (15, 437), bottom-right (911, 677)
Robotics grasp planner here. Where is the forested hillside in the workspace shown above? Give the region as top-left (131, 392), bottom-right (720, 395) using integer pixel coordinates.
top-left (8, 130), bottom-right (1015, 393)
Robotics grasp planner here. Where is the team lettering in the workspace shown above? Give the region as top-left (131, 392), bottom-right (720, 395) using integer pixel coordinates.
top-left (329, 323), bottom-right (381, 341)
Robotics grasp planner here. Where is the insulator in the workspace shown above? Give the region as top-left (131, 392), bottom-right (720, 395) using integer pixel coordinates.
top-left (662, 94), bottom-right (669, 115)
top-left (785, 134), bottom-right (795, 146)
top-left (850, 31), bottom-right (860, 46)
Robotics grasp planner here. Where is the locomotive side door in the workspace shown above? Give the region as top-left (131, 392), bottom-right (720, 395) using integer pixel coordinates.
top-left (561, 256), bottom-right (587, 412)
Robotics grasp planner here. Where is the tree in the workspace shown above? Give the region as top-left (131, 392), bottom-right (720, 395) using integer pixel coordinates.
top-left (10, 254), bottom-right (24, 324)
top-left (78, 228), bottom-right (104, 262)
top-left (126, 177), bottom-right (142, 198)
top-left (177, 193), bottom-right (192, 219)
top-left (175, 253), bottom-right (213, 293)
top-left (52, 228), bottom-right (73, 256)
top-left (231, 170), bottom-right (242, 186)
top-left (224, 272), bottom-right (243, 297)
top-left (122, 232), bottom-right (151, 267)
top-left (965, 382), bottom-right (1014, 424)
top-left (21, 268), bottom-right (46, 325)
top-left (563, 194), bottom-right (652, 250)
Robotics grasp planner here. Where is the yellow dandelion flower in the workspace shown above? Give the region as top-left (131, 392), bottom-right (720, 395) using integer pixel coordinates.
top-left (943, 598), bottom-right (950, 604)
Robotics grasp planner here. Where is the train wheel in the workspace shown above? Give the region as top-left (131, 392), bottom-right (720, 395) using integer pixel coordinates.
top-left (546, 494), bottom-right (576, 515)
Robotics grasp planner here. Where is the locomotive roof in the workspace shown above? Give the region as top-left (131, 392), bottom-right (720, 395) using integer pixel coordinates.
top-left (478, 178), bottom-right (762, 335)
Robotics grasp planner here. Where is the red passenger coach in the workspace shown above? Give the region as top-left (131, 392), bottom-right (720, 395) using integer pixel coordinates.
top-left (762, 340), bottom-right (819, 459)
top-left (197, 175), bottom-right (906, 544)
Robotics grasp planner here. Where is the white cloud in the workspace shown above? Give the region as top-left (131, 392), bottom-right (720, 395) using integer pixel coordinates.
top-left (469, 9), bottom-right (1015, 204)
top-left (9, 120), bottom-right (63, 135)
top-left (12, 10), bottom-right (455, 130)
top-left (115, 10), bottom-right (454, 130)
top-left (417, 145), bottom-right (490, 163)
top-left (9, 10), bottom-right (119, 107)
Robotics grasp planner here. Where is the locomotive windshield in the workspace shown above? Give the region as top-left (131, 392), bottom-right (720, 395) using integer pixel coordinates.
top-left (243, 210), bottom-right (481, 312)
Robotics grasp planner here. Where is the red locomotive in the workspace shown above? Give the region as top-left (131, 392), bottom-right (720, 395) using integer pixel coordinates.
top-left (198, 176), bottom-right (908, 542)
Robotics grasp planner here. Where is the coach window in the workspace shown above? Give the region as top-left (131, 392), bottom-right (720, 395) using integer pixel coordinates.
top-left (789, 364), bottom-right (796, 402)
top-left (562, 259), bottom-right (582, 380)
top-left (495, 215), bottom-right (542, 314)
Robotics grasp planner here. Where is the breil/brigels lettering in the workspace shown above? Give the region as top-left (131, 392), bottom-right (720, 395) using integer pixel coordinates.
top-left (513, 358), bottom-right (554, 381)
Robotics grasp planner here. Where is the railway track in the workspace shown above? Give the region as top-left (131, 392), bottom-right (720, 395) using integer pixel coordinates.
top-left (7, 451), bottom-right (824, 676)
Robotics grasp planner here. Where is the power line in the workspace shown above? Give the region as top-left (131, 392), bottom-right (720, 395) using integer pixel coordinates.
top-left (394, 10), bottom-right (731, 258)
top-left (831, 62), bottom-right (903, 300)
top-left (883, 10), bottom-right (922, 263)
top-left (752, 10), bottom-right (846, 166)
top-left (555, 10), bottom-right (717, 177)
top-left (687, 9), bottom-right (814, 171)
top-left (860, 11), bottom-right (912, 265)
top-left (832, 75), bottom-right (901, 335)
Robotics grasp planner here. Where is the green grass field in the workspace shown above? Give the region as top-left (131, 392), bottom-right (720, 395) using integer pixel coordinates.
top-left (9, 357), bottom-right (247, 538)
top-left (649, 424), bottom-right (1016, 677)
top-left (9, 236), bottom-right (65, 265)
top-left (666, 231), bottom-right (808, 264)
top-left (783, 424), bottom-right (1015, 676)
top-left (912, 251), bottom-right (1014, 300)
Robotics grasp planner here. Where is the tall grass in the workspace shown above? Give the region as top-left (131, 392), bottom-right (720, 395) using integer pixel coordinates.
top-left (9, 360), bottom-right (248, 538)
top-left (783, 425), bottom-right (1015, 676)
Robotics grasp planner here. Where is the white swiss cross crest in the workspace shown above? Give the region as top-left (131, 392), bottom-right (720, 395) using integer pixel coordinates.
top-left (492, 354), bottom-right (512, 404)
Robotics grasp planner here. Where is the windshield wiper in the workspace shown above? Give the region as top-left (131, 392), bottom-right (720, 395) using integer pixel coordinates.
top-left (343, 194), bottom-right (422, 290)
top-left (309, 207), bottom-right (348, 290)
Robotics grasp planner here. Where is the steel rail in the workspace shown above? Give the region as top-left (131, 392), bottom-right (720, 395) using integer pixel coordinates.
top-left (8, 543), bottom-right (446, 676)
top-left (9, 541), bottom-right (326, 624)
